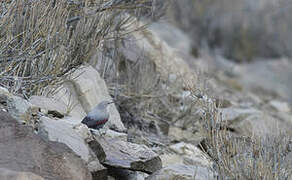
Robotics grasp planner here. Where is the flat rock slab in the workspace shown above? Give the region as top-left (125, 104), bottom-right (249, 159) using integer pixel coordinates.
top-left (29, 96), bottom-right (67, 118)
top-left (146, 164), bottom-right (215, 180)
top-left (0, 111), bottom-right (92, 180)
top-left (0, 168), bottom-right (44, 180)
top-left (38, 116), bottom-right (107, 177)
top-left (38, 116), bottom-right (92, 162)
top-left (93, 137), bottom-right (162, 173)
top-left (70, 65), bottom-right (126, 131)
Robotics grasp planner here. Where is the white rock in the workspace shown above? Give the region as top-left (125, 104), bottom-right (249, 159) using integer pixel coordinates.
top-left (7, 95), bottom-right (32, 123)
top-left (146, 164), bottom-right (215, 180)
top-left (160, 154), bottom-right (184, 167)
top-left (68, 65), bottom-right (125, 131)
top-left (0, 168), bottom-right (44, 180)
top-left (169, 142), bottom-right (213, 168)
top-left (0, 86), bottom-right (9, 94)
top-left (270, 100), bottom-right (291, 112)
top-left (53, 82), bottom-right (86, 120)
top-left (29, 96), bottom-right (67, 116)
top-left (103, 129), bottom-right (128, 141)
top-left (95, 137), bottom-right (162, 173)
top-left (168, 126), bottom-right (203, 143)
top-left (38, 116), bottom-right (98, 170)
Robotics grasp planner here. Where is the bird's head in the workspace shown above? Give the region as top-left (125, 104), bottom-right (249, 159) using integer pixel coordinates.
top-left (97, 100), bottom-right (114, 110)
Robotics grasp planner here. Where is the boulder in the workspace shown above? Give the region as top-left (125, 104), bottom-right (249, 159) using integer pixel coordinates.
top-left (169, 142), bottom-right (213, 167)
top-left (220, 107), bottom-right (292, 137)
top-left (110, 15), bottom-right (197, 88)
top-left (53, 81), bottom-right (87, 121)
top-left (0, 88), bottom-right (39, 125)
top-left (107, 167), bottom-right (149, 180)
top-left (29, 96), bottom-right (67, 118)
top-left (146, 164), bottom-right (215, 180)
top-left (54, 65), bottom-right (126, 131)
top-left (7, 95), bottom-right (32, 123)
top-left (0, 168), bottom-right (44, 180)
top-left (38, 116), bottom-right (93, 161)
top-left (234, 59), bottom-right (292, 100)
top-left (0, 111), bottom-right (92, 180)
top-left (38, 116), bottom-right (106, 176)
top-left (168, 126), bottom-right (204, 144)
top-left (90, 137), bottom-right (162, 173)
top-left (132, 21), bottom-right (198, 88)
top-left (269, 100), bottom-right (291, 113)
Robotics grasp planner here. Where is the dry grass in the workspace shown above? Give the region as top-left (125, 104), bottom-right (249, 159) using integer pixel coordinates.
top-left (197, 94), bottom-right (292, 179)
top-left (3, 1), bottom-right (291, 179)
top-left (168, 0), bottom-right (292, 62)
top-left (0, 0), bottom-right (158, 98)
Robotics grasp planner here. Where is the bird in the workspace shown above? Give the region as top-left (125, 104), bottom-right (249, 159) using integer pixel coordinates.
top-left (81, 100), bottom-right (114, 133)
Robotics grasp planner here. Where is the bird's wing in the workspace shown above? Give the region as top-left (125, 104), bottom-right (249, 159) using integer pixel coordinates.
top-left (81, 116), bottom-right (96, 127)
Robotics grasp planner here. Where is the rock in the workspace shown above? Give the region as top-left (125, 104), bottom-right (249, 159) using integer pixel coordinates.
top-left (220, 107), bottom-right (259, 122)
top-left (146, 164), bottom-right (215, 180)
top-left (234, 59), bottom-right (292, 100)
top-left (220, 107), bottom-right (292, 137)
top-left (0, 86), bottom-right (9, 93)
top-left (7, 95), bottom-right (32, 123)
top-left (269, 100), bottom-right (291, 113)
top-left (0, 111), bottom-right (92, 180)
top-left (0, 89), bottom-right (40, 125)
top-left (53, 81), bottom-right (87, 121)
top-left (29, 96), bottom-right (67, 117)
top-left (90, 137), bottom-right (162, 173)
top-left (72, 123), bottom-right (93, 140)
top-left (107, 167), bottom-right (149, 180)
top-left (168, 126), bottom-right (203, 144)
top-left (148, 22), bottom-right (192, 53)
top-left (115, 15), bottom-right (197, 88)
top-left (104, 129), bottom-right (128, 141)
top-left (169, 142), bottom-right (213, 168)
top-left (215, 98), bottom-right (232, 108)
top-left (88, 140), bottom-right (107, 162)
top-left (135, 25), bottom-right (198, 88)
top-left (38, 116), bottom-right (104, 174)
top-left (68, 65), bottom-right (126, 131)
top-left (88, 160), bottom-right (108, 180)
top-left (0, 168), bottom-right (44, 180)
top-left (160, 154), bottom-right (184, 167)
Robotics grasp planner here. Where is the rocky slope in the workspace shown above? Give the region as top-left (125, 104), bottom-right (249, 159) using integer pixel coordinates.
top-left (1, 2), bottom-right (292, 180)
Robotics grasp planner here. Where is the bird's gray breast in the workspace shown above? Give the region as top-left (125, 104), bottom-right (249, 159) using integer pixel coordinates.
top-left (87, 108), bottom-right (109, 121)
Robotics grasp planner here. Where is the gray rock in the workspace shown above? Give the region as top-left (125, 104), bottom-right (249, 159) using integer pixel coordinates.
top-left (0, 86), bottom-right (9, 93)
top-left (0, 111), bottom-right (92, 180)
top-left (0, 168), bottom-right (44, 180)
top-left (38, 116), bottom-right (105, 175)
top-left (38, 116), bottom-right (93, 161)
top-left (235, 59), bottom-right (292, 100)
top-left (90, 137), bottom-right (162, 173)
top-left (219, 107), bottom-right (292, 137)
top-left (148, 22), bottom-right (192, 53)
top-left (168, 126), bottom-right (204, 144)
top-left (29, 96), bottom-right (67, 117)
top-left (88, 160), bottom-right (108, 180)
top-left (269, 100), bottom-right (291, 113)
top-left (67, 65), bottom-right (126, 131)
top-left (146, 164), bottom-right (215, 180)
top-left (125, 17), bottom-right (198, 88)
top-left (169, 142), bottom-right (213, 168)
top-left (107, 168), bottom-right (149, 180)
top-left (53, 82), bottom-right (87, 121)
top-left (7, 95), bottom-right (32, 123)
top-left (104, 129), bottom-right (128, 141)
